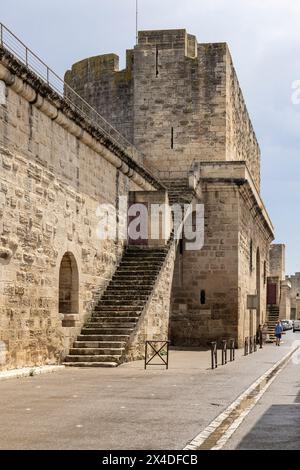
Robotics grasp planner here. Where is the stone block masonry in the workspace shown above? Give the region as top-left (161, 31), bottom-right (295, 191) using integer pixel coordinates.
top-left (66, 29), bottom-right (261, 190)
top-left (0, 46), bottom-right (163, 370)
top-left (0, 24), bottom-right (276, 367)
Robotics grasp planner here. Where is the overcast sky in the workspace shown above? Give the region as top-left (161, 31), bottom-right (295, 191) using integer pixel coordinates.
top-left (1, 1), bottom-right (300, 274)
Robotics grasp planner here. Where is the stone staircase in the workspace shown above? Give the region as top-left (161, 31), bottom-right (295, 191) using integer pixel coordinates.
top-left (161, 178), bottom-right (194, 206)
top-left (64, 177), bottom-right (197, 367)
top-left (64, 244), bottom-right (170, 367)
top-left (266, 305), bottom-right (280, 342)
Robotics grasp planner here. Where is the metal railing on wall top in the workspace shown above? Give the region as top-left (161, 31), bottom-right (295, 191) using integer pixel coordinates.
top-left (0, 22), bottom-right (144, 166)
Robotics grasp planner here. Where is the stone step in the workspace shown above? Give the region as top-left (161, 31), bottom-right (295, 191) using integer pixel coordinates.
top-left (117, 270), bottom-right (161, 276)
top-left (92, 310), bottom-right (141, 317)
top-left (94, 305), bottom-right (141, 312)
top-left (124, 253), bottom-right (166, 259)
top-left (118, 262), bottom-right (163, 268)
top-left (81, 327), bottom-right (134, 335)
top-left (98, 299), bottom-right (147, 305)
top-left (120, 258), bottom-right (164, 264)
top-left (107, 278), bottom-right (154, 290)
top-left (109, 276), bottom-right (156, 282)
top-left (98, 299), bottom-right (146, 306)
top-left (106, 286), bottom-right (152, 293)
top-left (85, 322), bottom-right (136, 329)
top-left (64, 362), bottom-right (119, 368)
top-left (64, 355), bottom-right (122, 363)
top-left (100, 294), bottom-right (149, 300)
top-left (77, 334), bottom-right (130, 342)
top-left (89, 316), bottom-right (138, 323)
top-left (69, 348), bottom-right (124, 355)
top-left (117, 261), bottom-right (162, 267)
top-left (111, 278), bottom-right (156, 285)
top-left (74, 341), bottom-right (125, 348)
top-left (116, 268), bottom-right (161, 274)
top-left (126, 246), bottom-right (168, 253)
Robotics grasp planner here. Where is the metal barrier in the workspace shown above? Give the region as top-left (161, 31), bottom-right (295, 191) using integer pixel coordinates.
top-left (210, 341), bottom-right (218, 369)
top-left (144, 340), bottom-right (170, 370)
top-left (259, 332), bottom-right (263, 349)
top-left (253, 335), bottom-right (257, 352)
top-left (244, 336), bottom-right (249, 356)
top-left (221, 339), bottom-right (227, 365)
top-left (249, 336), bottom-right (254, 354)
top-left (210, 334), bottom-right (260, 369)
top-left (229, 339), bottom-right (235, 362)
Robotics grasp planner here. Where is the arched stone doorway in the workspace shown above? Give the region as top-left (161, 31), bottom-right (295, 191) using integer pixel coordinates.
top-left (59, 252), bottom-right (79, 325)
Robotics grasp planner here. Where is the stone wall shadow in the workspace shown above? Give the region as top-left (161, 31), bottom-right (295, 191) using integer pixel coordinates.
top-left (236, 404), bottom-right (300, 450)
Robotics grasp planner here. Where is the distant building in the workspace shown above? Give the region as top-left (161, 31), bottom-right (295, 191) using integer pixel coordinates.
top-left (285, 272), bottom-right (300, 319)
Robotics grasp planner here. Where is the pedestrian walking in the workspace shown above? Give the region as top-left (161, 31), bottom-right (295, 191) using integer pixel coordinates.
top-left (274, 320), bottom-right (283, 346)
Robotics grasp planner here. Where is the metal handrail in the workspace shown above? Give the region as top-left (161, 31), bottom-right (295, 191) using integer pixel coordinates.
top-left (0, 22), bottom-right (147, 167)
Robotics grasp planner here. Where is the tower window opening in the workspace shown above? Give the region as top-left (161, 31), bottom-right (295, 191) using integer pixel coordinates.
top-left (250, 239), bottom-right (253, 273)
top-left (155, 46), bottom-right (159, 77)
top-left (171, 127), bottom-right (174, 149)
top-left (200, 290), bottom-right (206, 305)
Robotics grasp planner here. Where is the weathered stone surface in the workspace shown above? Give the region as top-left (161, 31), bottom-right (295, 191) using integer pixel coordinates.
top-left (0, 54), bottom-right (153, 371)
top-left (0, 26), bottom-right (275, 369)
top-left (66, 29), bottom-right (260, 189)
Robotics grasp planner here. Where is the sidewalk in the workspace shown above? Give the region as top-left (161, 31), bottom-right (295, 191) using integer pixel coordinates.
top-left (0, 332), bottom-right (296, 450)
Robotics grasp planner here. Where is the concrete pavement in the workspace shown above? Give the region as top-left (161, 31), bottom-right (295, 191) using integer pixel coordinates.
top-left (224, 337), bottom-right (300, 449)
top-left (0, 332), bottom-right (298, 450)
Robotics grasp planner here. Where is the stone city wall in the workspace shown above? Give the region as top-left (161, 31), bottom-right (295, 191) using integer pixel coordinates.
top-left (0, 53), bottom-right (158, 370)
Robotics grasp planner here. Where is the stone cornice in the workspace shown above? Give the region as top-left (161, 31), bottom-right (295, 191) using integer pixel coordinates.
top-left (198, 161), bottom-right (274, 240)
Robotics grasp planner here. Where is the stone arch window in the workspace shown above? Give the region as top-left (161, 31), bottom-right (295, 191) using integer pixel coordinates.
top-left (250, 239), bottom-right (253, 273)
top-left (59, 252), bottom-right (79, 325)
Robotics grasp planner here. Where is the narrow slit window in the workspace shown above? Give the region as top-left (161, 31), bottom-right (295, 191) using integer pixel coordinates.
top-left (171, 127), bottom-right (174, 149)
top-left (156, 46), bottom-right (159, 77)
top-left (200, 290), bottom-right (206, 305)
top-left (250, 239), bottom-right (253, 273)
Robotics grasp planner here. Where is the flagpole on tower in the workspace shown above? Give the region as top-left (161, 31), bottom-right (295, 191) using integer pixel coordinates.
top-left (136, 0), bottom-right (138, 44)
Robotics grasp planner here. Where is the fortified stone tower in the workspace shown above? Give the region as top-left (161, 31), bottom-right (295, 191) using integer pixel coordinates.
top-left (65, 29), bottom-right (261, 190)
top-left (64, 29), bottom-right (273, 349)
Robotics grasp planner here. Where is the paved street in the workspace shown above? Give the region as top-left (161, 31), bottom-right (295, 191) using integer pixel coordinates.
top-left (224, 338), bottom-right (300, 450)
top-left (0, 333), bottom-right (298, 450)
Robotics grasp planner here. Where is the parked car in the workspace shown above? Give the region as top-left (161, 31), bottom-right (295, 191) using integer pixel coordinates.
top-left (293, 320), bottom-right (300, 332)
top-left (281, 320), bottom-right (293, 331)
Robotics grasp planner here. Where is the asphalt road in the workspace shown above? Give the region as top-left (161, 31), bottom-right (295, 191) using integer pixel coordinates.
top-left (224, 334), bottom-right (300, 449)
top-left (0, 333), bottom-right (298, 450)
